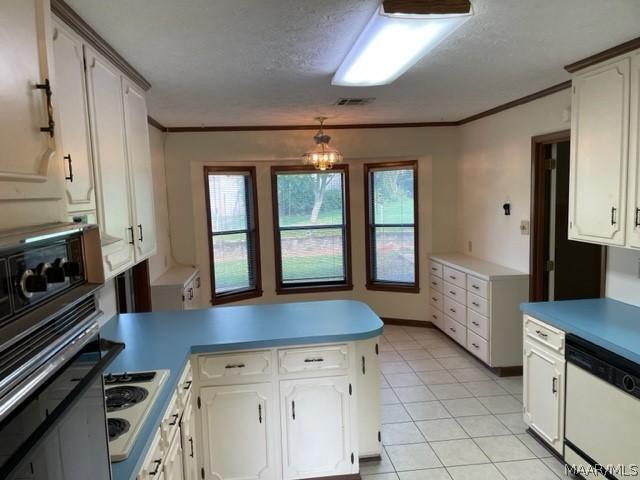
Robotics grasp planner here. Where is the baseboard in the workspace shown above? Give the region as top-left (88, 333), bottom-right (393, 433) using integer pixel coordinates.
top-left (526, 428), bottom-right (563, 461)
top-left (381, 317), bottom-right (435, 328)
top-left (303, 475), bottom-right (360, 480)
top-left (359, 454), bottom-right (382, 463)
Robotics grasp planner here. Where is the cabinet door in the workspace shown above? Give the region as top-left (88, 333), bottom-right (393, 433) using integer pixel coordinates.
top-left (356, 338), bottom-right (381, 459)
top-left (200, 383), bottom-right (276, 480)
top-left (569, 57), bottom-right (630, 246)
top-left (523, 340), bottom-right (565, 454)
top-left (627, 52), bottom-right (640, 248)
top-left (164, 432), bottom-right (184, 480)
top-left (280, 376), bottom-right (354, 479)
top-left (0, 0), bottom-right (63, 203)
top-left (123, 79), bottom-right (156, 261)
top-left (84, 46), bottom-right (134, 278)
top-left (181, 397), bottom-right (198, 480)
top-left (51, 19), bottom-right (95, 213)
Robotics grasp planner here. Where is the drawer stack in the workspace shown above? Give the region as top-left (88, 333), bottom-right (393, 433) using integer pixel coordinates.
top-left (429, 254), bottom-right (529, 369)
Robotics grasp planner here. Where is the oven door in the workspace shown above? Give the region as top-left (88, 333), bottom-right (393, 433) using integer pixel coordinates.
top-left (0, 335), bottom-right (124, 479)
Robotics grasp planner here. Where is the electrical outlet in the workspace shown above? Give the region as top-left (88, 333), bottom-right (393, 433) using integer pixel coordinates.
top-left (468, 240), bottom-right (473, 252)
top-left (520, 220), bottom-right (530, 235)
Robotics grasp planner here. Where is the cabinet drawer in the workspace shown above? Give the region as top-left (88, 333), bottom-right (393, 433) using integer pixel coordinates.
top-left (466, 276), bottom-right (489, 299)
top-left (429, 260), bottom-right (443, 278)
top-left (429, 291), bottom-right (444, 310)
top-left (444, 316), bottom-right (466, 347)
top-left (430, 309), bottom-right (445, 330)
top-left (443, 266), bottom-right (466, 288)
top-left (524, 315), bottom-right (565, 354)
top-left (160, 392), bottom-right (181, 447)
top-left (137, 428), bottom-right (164, 479)
top-left (198, 350), bottom-right (272, 384)
top-left (467, 330), bottom-right (489, 363)
top-left (176, 362), bottom-right (193, 407)
top-left (467, 309), bottom-right (489, 340)
top-left (444, 296), bottom-right (466, 325)
top-left (443, 281), bottom-right (466, 304)
top-left (430, 275), bottom-right (443, 293)
top-left (279, 344), bottom-right (349, 374)
top-left (467, 292), bottom-right (489, 316)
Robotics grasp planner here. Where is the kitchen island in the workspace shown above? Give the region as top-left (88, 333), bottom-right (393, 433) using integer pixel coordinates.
top-left (101, 299), bottom-right (384, 480)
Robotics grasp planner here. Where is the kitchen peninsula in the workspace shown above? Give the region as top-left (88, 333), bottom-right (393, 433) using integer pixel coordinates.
top-left (101, 299), bottom-right (384, 480)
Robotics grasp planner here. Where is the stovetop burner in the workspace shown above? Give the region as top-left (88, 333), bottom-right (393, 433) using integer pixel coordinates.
top-left (106, 386), bottom-right (148, 412)
top-left (108, 418), bottom-right (130, 441)
top-left (104, 371), bottom-right (157, 384)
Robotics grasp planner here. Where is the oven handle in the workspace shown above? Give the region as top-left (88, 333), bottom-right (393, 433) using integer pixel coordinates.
top-left (0, 336), bottom-right (124, 478)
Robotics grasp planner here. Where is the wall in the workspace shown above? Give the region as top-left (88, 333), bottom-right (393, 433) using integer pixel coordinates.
top-left (457, 89), bottom-right (572, 273)
top-left (148, 124), bottom-right (174, 281)
top-left (164, 127), bottom-right (460, 321)
top-left (606, 247), bottom-right (640, 307)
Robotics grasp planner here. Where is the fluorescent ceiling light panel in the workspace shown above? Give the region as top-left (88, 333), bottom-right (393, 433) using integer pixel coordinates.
top-left (332, 6), bottom-right (472, 87)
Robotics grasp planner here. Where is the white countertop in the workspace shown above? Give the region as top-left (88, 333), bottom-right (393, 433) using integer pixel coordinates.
top-left (430, 252), bottom-right (528, 280)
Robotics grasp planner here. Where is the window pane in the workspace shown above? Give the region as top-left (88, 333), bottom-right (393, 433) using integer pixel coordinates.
top-left (373, 227), bottom-right (415, 283)
top-left (212, 233), bottom-right (252, 293)
top-left (208, 174), bottom-right (249, 232)
top-left (372, 169), bottom-right (414, 225)
top-left (277, 172), bottom-right (343, 227)
top-left (280, 228), bottom-right (344, 284)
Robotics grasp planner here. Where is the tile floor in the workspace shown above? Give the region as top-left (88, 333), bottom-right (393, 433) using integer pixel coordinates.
top-left (362, 325), bottom-right (571, 480)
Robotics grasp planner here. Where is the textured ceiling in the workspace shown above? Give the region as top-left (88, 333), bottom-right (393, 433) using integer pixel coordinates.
top-left (66, 0), bottom-right (640, 126)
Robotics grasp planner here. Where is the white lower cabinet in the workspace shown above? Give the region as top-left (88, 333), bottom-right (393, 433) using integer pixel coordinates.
top-left (523, 317), bottom-right (566, 455)
top-left (280, 376), bottom-right (354, 480)
top-left (355, 338), bottom-right (381, 459)
top-left (200, 383), bottom-right (276, 480)
top-left (181, 395), bottom-right (199, 480)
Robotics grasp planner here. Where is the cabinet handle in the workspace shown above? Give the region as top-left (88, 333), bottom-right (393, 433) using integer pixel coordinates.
top-left (258, 403), bottom-right (262, 423)
top-left (292, 401), bottom-right (296, 420)
top-left (431, 267), bottom-right (438, 272)
top-left (128, 226), bottom-right (134, 245)
top-left (449, 308), bottom-right (456, 314)
top-left (471, 343), bottom-right (479, 348)
top-left (35, 78), bottom-right (55, 137)
top-left (449, 275), bottom-right (457, 280)
top-left (189, 437), bottom-right (194, 458)
top-left (472, 302), bottom-right (480, 307)
top-left (449, 327), bottom-right (456, 333)
top-left (432, 297), bottom-right (438, 302)
top-left (552, 377), bottom-right (558, 394)
top-left (472, 321), bottom-right (480, 326)
top-left (64, 154), bottom-right (73, 182)
top-left (196, 277), bottom-right (201, 288)
top-left (189, 287), bottom-right (194, 300)
top-left (535, 330), bottom-right (548, 338)
top-left (168, 413), bottom-right (179, 426)
top-left (225, 363), bottom-right (245, 369)
top-left (149, 459), bottom-right (162, 476)
top-left (635, 208), bottom-right (640, 227)
top-left (449, 290), bottom-right (456, 296)
top-left (138, 224), bottom-right (144, 242)
top-left (431, 281), bottom-right (437, 286)
top-left (472, 284), bottom-right (479, 290)
top-left (611, 207), bottom-right (617, 225)
top-left (362, 355), bottom-right (366, 375)
top-left (432, 314), bottom-right (438, 320)
top-left (183, 380), bottom-right (192, 390)
top-left (303, 357), bottom-right (324, 363)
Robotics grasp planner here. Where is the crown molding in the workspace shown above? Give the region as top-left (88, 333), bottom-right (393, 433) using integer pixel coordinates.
top-left (564, 35), bottom-right (640, 73)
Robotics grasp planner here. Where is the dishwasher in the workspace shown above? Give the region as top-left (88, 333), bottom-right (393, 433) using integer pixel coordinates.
top-left (565, 334), bottom-right (640, 479)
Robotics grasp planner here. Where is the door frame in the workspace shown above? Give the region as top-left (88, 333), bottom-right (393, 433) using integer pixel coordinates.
top-left (529, 130), bottom-right (570, 301)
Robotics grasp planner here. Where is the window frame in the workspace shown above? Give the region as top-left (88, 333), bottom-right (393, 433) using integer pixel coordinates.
top-left (271, 164), bottom-right (353, 294)
top-left (364, 160), bottom-right (420, 293)
top-left (204, 166), bottom-right (263, 305)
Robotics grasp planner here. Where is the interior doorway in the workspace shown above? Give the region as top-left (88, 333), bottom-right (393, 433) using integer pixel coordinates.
top-left (530, 131), bottom-right (605, 301)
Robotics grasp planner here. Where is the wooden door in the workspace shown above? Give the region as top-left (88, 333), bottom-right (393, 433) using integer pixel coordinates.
top-left (84, 45), bottom-right (134, 278)
top-left (0, 0), bottom-right (64, 206)
top-left (523, 340), bottom-right (565, 454)
top-left (51, 19), bottom-right (96, 213)
top-left (627, 51), bottom-right (640, 248)
top-left (569, 57), bottom-right (630, 246)
top-left (280, 376), bottom-right (353, 479)
top-left (123, 78), bottom-right (156, 261)
top-left (200, 383), bottom-right (276, 480)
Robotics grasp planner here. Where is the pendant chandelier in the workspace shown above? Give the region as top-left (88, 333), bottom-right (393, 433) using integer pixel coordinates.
top-left (302, 117), bottom-right (343, 171)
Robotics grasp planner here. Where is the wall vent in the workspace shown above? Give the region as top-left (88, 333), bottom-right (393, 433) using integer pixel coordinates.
top-left (335, 97), bottom-right (375, 106)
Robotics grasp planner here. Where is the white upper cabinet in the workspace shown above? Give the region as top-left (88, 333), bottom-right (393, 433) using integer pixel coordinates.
top-left (84, 45), bottom-right (135, 278)
top-left (123, 79), bottom-right (157, 260)
top-left (51, 19), bottom-right (95, 213)
top-left (627, 51), bottom-right (640, 248)
top-left (0, 0), bottom-right (64, 203)
top-left (569, 57), bottom-right (630, 246)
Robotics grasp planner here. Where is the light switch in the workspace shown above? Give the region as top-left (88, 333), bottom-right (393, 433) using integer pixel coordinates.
top-left (520, 220), bottom-right (530, 235)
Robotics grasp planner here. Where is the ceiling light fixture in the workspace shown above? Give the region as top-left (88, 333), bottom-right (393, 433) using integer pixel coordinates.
top-left (302, 117), bottom-right (343, 171)
top-left (332, 4), bottom-right (473, 87)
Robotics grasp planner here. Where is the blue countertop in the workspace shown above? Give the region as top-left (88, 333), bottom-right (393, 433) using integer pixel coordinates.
top-left (520, 298), bottom-right (640, 364)
top-left (100, 299), bottom-right (383, 480)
